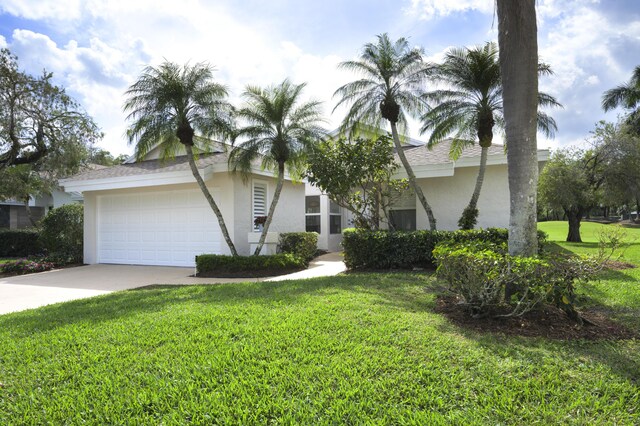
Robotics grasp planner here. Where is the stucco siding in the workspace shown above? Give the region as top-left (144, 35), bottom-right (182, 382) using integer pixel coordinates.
top-left (416, 164), bottom-right (510, 231)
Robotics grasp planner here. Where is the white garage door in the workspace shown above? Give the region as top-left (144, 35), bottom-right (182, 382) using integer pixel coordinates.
top-left (97, 189), bottom-right (222, 267)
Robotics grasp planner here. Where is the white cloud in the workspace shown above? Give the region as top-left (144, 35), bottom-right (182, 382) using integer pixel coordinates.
top-left (0, 0), bottom-right (83, 21)
top-left (405, 0), bottom-right (493, 20)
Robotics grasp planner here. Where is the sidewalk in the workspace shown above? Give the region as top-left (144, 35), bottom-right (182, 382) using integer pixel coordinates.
top-left (0, 252), bottom-right (346, 315)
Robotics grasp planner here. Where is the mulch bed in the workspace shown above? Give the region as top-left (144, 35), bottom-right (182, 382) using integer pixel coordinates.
top-left (605, 260), bottom-right (637, 270)
top-left (435, 295), bottom-right (638, 340)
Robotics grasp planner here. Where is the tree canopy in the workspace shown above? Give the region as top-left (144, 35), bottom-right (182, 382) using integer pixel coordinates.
top-left (0, 48), bottom-right (101, 172)
top-left (305, 135), bottom-right (408, 230)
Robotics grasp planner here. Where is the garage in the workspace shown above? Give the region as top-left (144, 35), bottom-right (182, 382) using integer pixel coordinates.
top-left (97, 188), bottom-right (221, 267)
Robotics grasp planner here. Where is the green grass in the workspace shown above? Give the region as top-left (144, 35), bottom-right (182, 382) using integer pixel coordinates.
top-left (539, 221), bottom-right (640, 330)
top-left (0, 223), bottom-right (638, 424)
top-left (0, 258), bottom-right (16, 264)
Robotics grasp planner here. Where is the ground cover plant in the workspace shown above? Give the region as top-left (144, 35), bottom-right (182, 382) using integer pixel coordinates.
top-left (0, 223), bottom-right (638, 424)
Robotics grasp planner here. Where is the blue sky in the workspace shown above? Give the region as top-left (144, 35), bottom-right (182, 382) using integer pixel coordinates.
top-left (0, 0), bottom-right (638, 156)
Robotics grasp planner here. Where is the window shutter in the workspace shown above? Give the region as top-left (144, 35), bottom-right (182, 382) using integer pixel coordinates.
top-left (253, 182), bottom-right (267, 230)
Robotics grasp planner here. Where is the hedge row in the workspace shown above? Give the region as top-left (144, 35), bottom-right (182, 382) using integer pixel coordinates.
top-left (196, 253), bottom-right (306, 278)
top-left (279, 232), bottom-right (318, 264)
top-left (0, 229), bottom-right (42, 257)
top-left (342, 228), bottom-right (548, 270)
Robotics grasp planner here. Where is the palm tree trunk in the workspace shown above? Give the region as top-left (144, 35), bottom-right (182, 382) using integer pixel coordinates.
top-left (254, 162), bottom-right (285, 255)
top-left (497, 0), bottom-right (540, 256)
top-left (469, 146), bottom-right (488, 210)
top-left (184, 144), bottom-right (238, 256)
top-left (389, 122), bottom-right (437, 230)
top-left (459, 146), bottom-right (488, 229)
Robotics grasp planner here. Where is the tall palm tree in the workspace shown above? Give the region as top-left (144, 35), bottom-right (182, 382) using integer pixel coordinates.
top-left (496, 0), bottom-right (540, 256)
top-left (602, 65), bottom-right (640, 132)
top-left (420, 42), bottom-right (561, 229)
top-left (123, 61), bottom-right (238, 256)
top-left (333, 33), bottom-right (437, 230)
top-left (230, 79), bottom-right (325, 255)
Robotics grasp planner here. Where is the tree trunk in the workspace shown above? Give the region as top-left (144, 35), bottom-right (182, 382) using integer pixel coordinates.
top-left (459, 146), bottom-right (488, 229)
top-left (389, 122), bottom-right (437, 230)
top-left (184, 144), bottom-right (238, 256)
top-left (254, 162), bottom-right (286, 255)
top-left (566, 209), bottom-right (583, 242)
top-left (497, 0), bottom-right (540, 257)
top-left (24, 198), bottom-right (36, 227)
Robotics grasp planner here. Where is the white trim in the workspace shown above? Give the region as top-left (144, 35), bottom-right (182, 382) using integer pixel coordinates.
top-left (252, 179), bottom-right (269, 231)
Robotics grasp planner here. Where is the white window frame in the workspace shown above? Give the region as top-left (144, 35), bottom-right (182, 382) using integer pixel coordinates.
top-left (252, 180), bottom-right (269, 231)
top-left (305, 195), bottom-right (321, 234)
top-left (329, 200), bottom-right (342, 234)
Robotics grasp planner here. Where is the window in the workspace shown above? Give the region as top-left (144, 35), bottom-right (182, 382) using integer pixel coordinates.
top-left (0, 206), bottom-right (9, 228)
top-left (305, 196), bottom-right (321, 233)
top-left (329, 201), bottom-right (341, 234)
top-left (389, 209), bottom-right (416, 231)
top-left (253, 181), bottom-right (267, 231)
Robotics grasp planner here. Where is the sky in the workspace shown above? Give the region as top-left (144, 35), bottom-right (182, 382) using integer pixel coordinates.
top-left (0, 0), bottom-right (638, 156)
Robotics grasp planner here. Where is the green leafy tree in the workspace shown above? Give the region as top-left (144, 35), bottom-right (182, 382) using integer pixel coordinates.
top-left (230, 79), bottom-right (325, 255)
top-left (420, 42), bottom-right (561, 229)
top-left (0, 48), bottom-right (101, 171)
top-left (89, 148), bottom-right (128, 166)
top-left (496, 0), bottom-right (540, 256)
top-left (0, 165), bottom-right (49, 226)
top-left (333, 33), bottom-right (437, 230)
top-left (602, 65), bottom-right (640, 132)
top-left (592, 120), bottom-right (640, 219)
top-left (538, 149), bottom-right (602, 242)
top-left (306, 135), bottom-right (408, 230)
top-left (123, 61), bottom-right (238, 255)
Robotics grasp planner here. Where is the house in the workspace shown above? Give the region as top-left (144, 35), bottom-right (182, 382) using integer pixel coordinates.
top-left (307, 138), bottom-right (550, 251)
top-left (62, 137), bottom-right (549, 265)
top-left (61, 143), bottom-right (305, 267)
top-left (0, 189), bottom-right (84, 229)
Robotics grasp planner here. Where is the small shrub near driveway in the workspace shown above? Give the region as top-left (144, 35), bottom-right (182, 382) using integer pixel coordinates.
top-left (39, 204), bottom-right (83, 263)
top-left (279, 232), bottom-right (318, 264)
top-left (196, 253), bottom-right (306, 278)
top-left (0, 229), bottom-right (42, 257)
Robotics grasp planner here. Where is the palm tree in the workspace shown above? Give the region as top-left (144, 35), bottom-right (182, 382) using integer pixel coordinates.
top-left (496, 0), bottom-right (540, 256)
top-left (333, 33), bottom-right (437, 230)
top-left (123, 61), bottom-right (238, 256)
top-left (602, 65), bottom-right (640, 132)
top-left (230, 79), bottom-right (325, 255)
top-left (420, 42), bottom-right (561, 229)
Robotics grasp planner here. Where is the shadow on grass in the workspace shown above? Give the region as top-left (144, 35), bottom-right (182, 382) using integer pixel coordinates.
top-left (0, 272), bottom-right (438, 337)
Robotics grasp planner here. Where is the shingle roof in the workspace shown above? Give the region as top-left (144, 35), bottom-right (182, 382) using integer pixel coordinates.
top-left (399, 139), bottom-right (506, 167)
top-left (66, 152), bottom-right (230, 181)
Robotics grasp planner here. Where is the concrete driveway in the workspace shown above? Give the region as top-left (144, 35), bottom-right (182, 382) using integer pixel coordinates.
top-left (0, 252), bottom-right (346, 315)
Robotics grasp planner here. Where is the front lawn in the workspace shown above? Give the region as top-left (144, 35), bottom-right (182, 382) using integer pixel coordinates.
top-left (0, 223), bottom-right (638, 423)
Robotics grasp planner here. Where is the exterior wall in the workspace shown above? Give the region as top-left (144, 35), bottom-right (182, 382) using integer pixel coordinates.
top-left (81, 172), bottom-right (305, 264)
top-left (51, 189), bottom-right (76, 208)
top-left (416, 164), bottom-right (510, 231)
top-left (83, 192), bottom-right (98, 264)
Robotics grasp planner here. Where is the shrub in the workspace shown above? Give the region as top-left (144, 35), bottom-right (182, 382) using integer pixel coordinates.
top-left (433, 240), bottom-right (601, 321)
top-left (1, 258), bottom-right (55, 275)
top-left (39, 204), bottom-right (83, 263)
top-left (279, 232), bottom-right (318, 264)
top-left (196, 253), bottom-right (306, 278)
top-left (0, 229), bottom-right (42, 257)
top-left (342, 228), bottom-right (547, 270)
top-left (433, 242), bottom-right (506, 316)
